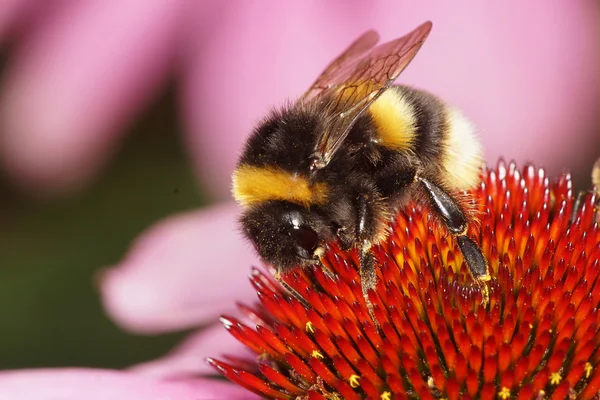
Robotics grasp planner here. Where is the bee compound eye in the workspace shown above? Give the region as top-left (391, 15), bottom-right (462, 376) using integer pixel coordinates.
top-left (290, 225), bottom-right (319, 259)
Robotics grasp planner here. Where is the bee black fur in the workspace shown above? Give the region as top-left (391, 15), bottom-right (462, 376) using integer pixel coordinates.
top-left (232, 23), bottom-right (490, 315)
top-left (234, 87), bottom-right (485, 277)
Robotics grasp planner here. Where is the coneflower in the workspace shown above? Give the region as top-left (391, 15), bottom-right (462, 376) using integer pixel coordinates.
top-left (208, 161), bottom-right (600, 400)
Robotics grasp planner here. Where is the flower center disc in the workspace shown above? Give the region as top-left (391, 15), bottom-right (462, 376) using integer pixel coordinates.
top-left (209, 161), bottom-right (600, 400)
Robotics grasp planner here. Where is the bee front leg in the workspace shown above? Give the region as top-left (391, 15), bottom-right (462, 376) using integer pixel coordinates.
top-left (417, 176), bottom-right (490, 306)
top-left (273, 268), bottom-right (311, 309)
top-left (335, 226), bottom-right (355, 251)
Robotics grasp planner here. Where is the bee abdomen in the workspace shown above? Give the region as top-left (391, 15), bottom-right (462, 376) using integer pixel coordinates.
top-left (438, 106), bottom-right (483, 190)
top-left (369, 85), bottom-right (483, 191)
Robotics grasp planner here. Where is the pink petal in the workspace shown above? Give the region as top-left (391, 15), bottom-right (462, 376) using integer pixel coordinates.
top-left (130, 322), bottom-right (254, 378)
top-left (0, 368), bottom-right (256, 399)
top-left (0, 0), bottom-right (40, 41)
top-left (101, 202), bottom-right (261, 334)
top-left (0, 0), bottom-right (183, 194)
top-left (182, 1), bottom-right (599, 199)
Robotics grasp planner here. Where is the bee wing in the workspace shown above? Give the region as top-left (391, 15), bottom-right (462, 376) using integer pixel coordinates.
top-left (306, 21), bottom-right (432, 170)
top-left (301, 30), bottom-right (381, 103)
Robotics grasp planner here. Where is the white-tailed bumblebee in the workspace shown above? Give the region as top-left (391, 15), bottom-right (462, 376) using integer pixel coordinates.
top-left (232, 22), bottom-right (489, 310)
top-left (572, 157), bottom-right (600, 225)
top-left (593, 158), bottom-right (600, 191)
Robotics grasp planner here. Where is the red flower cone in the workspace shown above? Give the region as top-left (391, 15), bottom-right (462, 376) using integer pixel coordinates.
top-left (209, 161), bottom-right (600, 400)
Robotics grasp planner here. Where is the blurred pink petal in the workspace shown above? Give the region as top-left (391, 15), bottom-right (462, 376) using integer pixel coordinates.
top-left (0, 0), bottom-right (183, 194)
top-left (101, 202), bottom-right (260, 334)
top-left (182, 1), bottom-right (600, 199)
top-left (130, 322), bottom-right (253, 378)
top-left (0, 368), bottom-right (256, 399)
top-left (0, 0), bottom-right (38, 40)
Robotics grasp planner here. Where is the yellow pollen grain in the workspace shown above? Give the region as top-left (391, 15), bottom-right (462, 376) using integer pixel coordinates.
top-left (550, 372), bottom-right (562, 385)
top-left (380, 391), bottom-right (391, 400)
top-left (427, 376), bottom-right (435, 388)
top-left (349, 374), bottom-right (361, 388)
top-left (306, 321), bottom-right (316, 334)
top-left (311, 350), bottom-right (324, 359)
top-left (498, 387), bottom-right (510, 399)
top-left (480, 285), bottom-right (490, 307)
top-left (585, 362), bottom-right (593, 378)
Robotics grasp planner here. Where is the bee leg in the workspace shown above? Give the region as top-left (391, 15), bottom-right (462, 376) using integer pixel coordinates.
top-left (592, 157), bottom-right (600, 223)
top-left (417, 177), bottom-right (490, 306)
top-left (273, 268), bottom-right (311, 309)
top-left (356, 193), bottom-right (380, 326)
top-left (456, 236), bottom-right (490, 306)
top-left (593, 157), bottom-right (600, 189)
top-left (358, 245), bottom-right (381, 329)
top-left (570, 190), bottom-right (585, 225)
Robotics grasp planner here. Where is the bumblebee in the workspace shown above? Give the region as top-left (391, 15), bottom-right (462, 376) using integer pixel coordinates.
top-left (593, 158), bottom-right (600, 191)
top-left (572, 157), bottom-right (600, 225)
top-left (232, 22), bottom-right (489, 310)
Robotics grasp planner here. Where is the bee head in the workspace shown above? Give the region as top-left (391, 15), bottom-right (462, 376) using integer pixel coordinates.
top-left (240, 201), bottom-right (333, 271)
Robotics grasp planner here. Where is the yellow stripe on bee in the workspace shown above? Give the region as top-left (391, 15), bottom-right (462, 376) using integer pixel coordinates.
top-left (232, 165), bottom-right (328, 207)
top-left (369, 90), bottom-right (417, 150)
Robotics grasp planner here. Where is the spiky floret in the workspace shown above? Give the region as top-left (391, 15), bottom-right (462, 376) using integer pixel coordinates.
top-left (209, 160), bottom-right (600, 400)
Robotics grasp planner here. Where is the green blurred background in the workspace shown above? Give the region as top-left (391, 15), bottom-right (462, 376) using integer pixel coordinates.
top-left (0, 85), bottom-right (202, 369)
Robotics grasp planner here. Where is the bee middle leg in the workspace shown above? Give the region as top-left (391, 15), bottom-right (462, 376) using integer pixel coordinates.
top-left (355, 193), bottom-right (379, 325)
top-left (417, 176), bottom-right (490, 306)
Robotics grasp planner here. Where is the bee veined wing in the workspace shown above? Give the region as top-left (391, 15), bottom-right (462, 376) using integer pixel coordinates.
top-left (301, 30), bottom-right (380, 103)
top-left (304, 21), bottom-right (432, 171)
